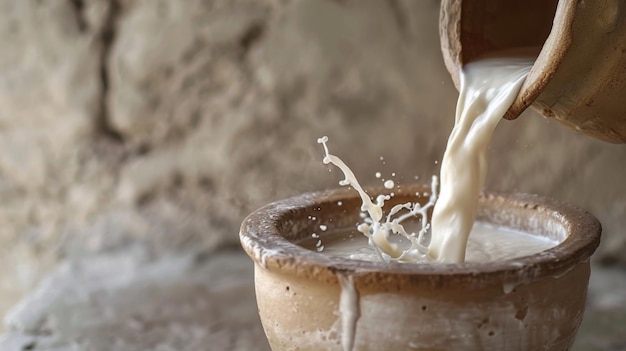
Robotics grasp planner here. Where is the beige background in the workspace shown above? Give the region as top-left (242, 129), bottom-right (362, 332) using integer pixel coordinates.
top-left (0, 0), bottom-right (625, 334)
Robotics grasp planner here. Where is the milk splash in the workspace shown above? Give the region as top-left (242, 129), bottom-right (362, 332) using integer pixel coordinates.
top-left (318, 56), bottom-right (533, 264)
top-left (317, 136), bottom-right (437, 262)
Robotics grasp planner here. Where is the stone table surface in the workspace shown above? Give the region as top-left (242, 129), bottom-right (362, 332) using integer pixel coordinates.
top-left (574, 266), bottom-right (626, 351)
top-left (1, 248), bottom-right (625, 351)
top-left (0, 248), bottom-right (271, 351)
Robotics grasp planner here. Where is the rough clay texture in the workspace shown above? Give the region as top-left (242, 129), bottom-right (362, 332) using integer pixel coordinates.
top-left (0, 0), bottom-right (625, 347)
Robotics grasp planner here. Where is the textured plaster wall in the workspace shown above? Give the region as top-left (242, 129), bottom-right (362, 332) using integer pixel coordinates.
top-left (0, 0), bottom-right (625, 321)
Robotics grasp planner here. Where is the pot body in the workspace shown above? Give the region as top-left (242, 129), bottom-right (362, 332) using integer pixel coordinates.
top-left (240, 185), bottom-right (601, 351)
top-left (255, 262), bottom-right (589, 351)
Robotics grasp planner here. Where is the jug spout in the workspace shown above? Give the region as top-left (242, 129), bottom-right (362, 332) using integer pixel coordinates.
top-left (440, 0), bottom-right (626, 143)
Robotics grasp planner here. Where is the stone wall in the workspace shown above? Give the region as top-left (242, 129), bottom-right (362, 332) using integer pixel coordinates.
top-left (1, 0), bottom-right (625, 320)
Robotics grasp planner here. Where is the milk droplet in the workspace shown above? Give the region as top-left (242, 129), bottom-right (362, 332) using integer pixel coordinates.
top-left (375, 172), bottom-right (382, 178)
top-left (317, 136), bottom-right (329, 143)
top-left (503, 281), bottom-right (517, 294)
top-left (338, 274), bottom-right (359, 351)
top-left (337, 201), bottom-right (343, 206)
top-left (384, 180), bottom-right (394, 189)
top-left (320, 225), bottom-right (328, 231)
top-left (391, 172), bottom-right (396, 177)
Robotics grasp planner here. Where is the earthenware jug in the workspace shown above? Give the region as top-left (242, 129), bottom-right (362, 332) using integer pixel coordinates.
top-left (440, 0), bottom-right (626, 143)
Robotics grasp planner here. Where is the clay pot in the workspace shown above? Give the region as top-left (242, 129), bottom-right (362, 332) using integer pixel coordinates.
top-left (240, 184), bottom-right (601, 350)
top-left (440, 0), bottom-right (626, 143)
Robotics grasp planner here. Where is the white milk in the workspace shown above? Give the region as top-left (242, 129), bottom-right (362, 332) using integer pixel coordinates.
top-left (316, 56), bottom-right (538, 264)
top-left (337, 274), bottom-right (359, 351)
top-left (429, 57), bottom-right (534, 263)
top-left (299, 222), bottom-right (558, 263)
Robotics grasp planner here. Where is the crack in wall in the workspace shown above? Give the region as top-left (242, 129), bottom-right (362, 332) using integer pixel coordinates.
top-left (238, 21), bottom-right (266, 60)
top-left (97, 0), bottom-right (124, 143)
top-left (69, 0), bottom-right (87, 32)
top-left (388, 0), bottom-right (408, 38)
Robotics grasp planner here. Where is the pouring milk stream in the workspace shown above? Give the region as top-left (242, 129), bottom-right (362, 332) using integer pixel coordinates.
top-left (316, 55), bottom-right (547, 264)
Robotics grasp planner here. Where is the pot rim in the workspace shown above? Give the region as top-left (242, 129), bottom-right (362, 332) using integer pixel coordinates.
top-left (239, 184), bottom-right (601, 289)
